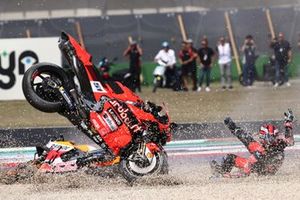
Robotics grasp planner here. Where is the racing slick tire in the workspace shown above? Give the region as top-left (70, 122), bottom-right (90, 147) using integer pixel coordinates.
top-left (22, 62), bottom-right (72, 113)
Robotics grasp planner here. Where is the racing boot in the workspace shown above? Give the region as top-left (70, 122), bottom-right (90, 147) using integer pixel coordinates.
top-left (210, 153), bottom-right (238, 178)
top-left (224, 117), bottom-right (246, 139)
top-left (224, 117), bottom-right (238, 132)
top-left (209, 160), bottom-right (228, 178)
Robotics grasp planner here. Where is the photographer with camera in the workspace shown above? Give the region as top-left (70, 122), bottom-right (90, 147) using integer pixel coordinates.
top-left (241, 35), bottom-right (257, 87)
top-left (123, 40), bottom-right (143, 92)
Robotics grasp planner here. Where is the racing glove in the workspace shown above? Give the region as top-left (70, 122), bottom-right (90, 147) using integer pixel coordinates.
top-left (284, 109), bottom-right (294, 123)
top-left (284, 109), bottom-right (294, 129)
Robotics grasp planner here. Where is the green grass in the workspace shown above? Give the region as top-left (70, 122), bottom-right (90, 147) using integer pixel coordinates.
top-left (1, 54), bottom-right (300, 128)
top-left (2, 80), bottom-right (300, 128)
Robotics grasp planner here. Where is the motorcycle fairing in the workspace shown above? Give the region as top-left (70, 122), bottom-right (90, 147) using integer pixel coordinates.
top-left (60, 32), bottom-right (172, 159)
top-left (90, 109), bottom-right (132, 155)
top-left (37, 140), bottom-right (97, 173)
top-left (66, 33), bottom-right (141, 104)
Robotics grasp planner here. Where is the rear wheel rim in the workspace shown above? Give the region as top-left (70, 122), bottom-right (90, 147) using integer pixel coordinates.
top-left (30, 70), bottom-right (62, 103)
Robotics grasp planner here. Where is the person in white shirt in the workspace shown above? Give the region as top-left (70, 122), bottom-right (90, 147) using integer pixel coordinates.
top-left (154, 41), bottom-right (177, 88)
top-left (216, 37), bottom-right (233, 89)
top-left (154, 41), bottom-right (176, 67)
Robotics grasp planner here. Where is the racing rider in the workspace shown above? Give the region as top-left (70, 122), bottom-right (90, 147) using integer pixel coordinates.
top-left (211, 109), bottom-right (295, 177)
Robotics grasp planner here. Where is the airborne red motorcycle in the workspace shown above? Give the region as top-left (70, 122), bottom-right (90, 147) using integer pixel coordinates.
top-left (22, 32), bottom-right (175, 182)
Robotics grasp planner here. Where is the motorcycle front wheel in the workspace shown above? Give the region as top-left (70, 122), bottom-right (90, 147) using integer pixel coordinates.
top-left (152, 76), bottom-right (162, 93)
top-left (119, 150), bottom-right (168, 183)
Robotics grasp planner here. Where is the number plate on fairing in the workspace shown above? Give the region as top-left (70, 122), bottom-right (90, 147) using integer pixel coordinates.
top-left (90, 81), bottom-right (107, 93)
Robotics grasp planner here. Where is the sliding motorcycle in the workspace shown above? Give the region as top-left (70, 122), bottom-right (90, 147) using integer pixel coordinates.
top-left (21, 32), bottom-right (175, 182)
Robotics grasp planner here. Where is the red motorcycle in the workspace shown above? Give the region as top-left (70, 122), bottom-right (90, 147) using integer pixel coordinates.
top-left (22, 32), bottom-right (175, 182)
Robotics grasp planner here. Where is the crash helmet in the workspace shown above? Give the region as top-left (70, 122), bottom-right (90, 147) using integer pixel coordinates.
top-left (99, 57), bottom-right (108, 67)
top-left (161, 41), bottom-right (169, 48)
top-left (259, 124), bottom-right (279, 145)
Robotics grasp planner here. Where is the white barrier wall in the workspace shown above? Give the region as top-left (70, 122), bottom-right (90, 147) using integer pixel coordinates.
top-left (0, 37), bottom-right (61, 100)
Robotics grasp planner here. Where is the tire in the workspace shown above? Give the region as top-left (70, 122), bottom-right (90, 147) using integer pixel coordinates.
top-left (119, 150), bottom-right (168, 183)
top-left (22, 62), bottom-right (72, 113)
top-left (152, 77), bottom-right (162, 93)
top-left (152, 81), bottom-right (159, 93)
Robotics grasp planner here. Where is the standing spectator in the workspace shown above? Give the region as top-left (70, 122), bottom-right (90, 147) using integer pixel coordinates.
top-left (154, 41), bottom-right (177, 88)
top-left (186, 39), bottom-right (198, 91)
top-left (241, 35), bottom-right (257, 87)
top-left (270, 32), bottom-right (292, 87)
top-left (197, 38), bottom-right (215, 92)
top-left (178, 41), bottom-right (197, 91)
top-left (123, 40), bottom-right (143, 92)
top-left (216, 36), bottom-right (233, 90)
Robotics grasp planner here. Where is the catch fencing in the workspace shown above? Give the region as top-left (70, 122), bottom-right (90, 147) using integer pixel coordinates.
top-left (0, 7), bottom-right (299, 63)
top-left (1, 6), bottom-right (300, 90)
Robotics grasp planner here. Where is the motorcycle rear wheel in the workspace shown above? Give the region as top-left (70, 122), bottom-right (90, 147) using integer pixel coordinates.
top-left (22, 62), bottom-right (72, 113)
top-left (119, 150), bottom-right (168, 183)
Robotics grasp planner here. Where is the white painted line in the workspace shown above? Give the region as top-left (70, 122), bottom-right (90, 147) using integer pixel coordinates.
top-left (168, 149), bottom-right (248, 156)
top-left (168, 139), bottom-right (208, 144)
top-left (166, 145), bottom-right (244, 151)
top-left (0, 147), bottom-right (35, 153)
top-left (168, 146), bottom-right (300, 157)
top-left (167, 143), bottom-right (300, 151)
top-left (133, 8), bottom-right (158, 15)
top-left (171, 136), bottom-right (300, 143)
top-left (159, 7), bottom-right (184, 13)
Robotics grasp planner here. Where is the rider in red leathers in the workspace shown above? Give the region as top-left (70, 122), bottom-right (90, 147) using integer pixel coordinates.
top-left (211, 109), bottom-right (295, 177)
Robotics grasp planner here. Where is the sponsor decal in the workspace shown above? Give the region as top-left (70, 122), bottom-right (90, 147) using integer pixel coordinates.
top-left (95, 113), bottom-right (111, 135)
top-left (92, 134), bottom-right (103, 144)
top-left (0, 50), bottom-right (38, 90)
top-left (103, 112), bottom-right (118, 131)
top-left (0, 37), bottom-right (61, 100)
top-left (91, 118), bottom-right (100, 130)
top-left (47, 142), bottom-right (72, 151)
top-left (108, 108), bottom-right (122, 126)
top-left (109, 100), bottom-right (143, 133)
top-left (90, 81), bottom-right (107, 93)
